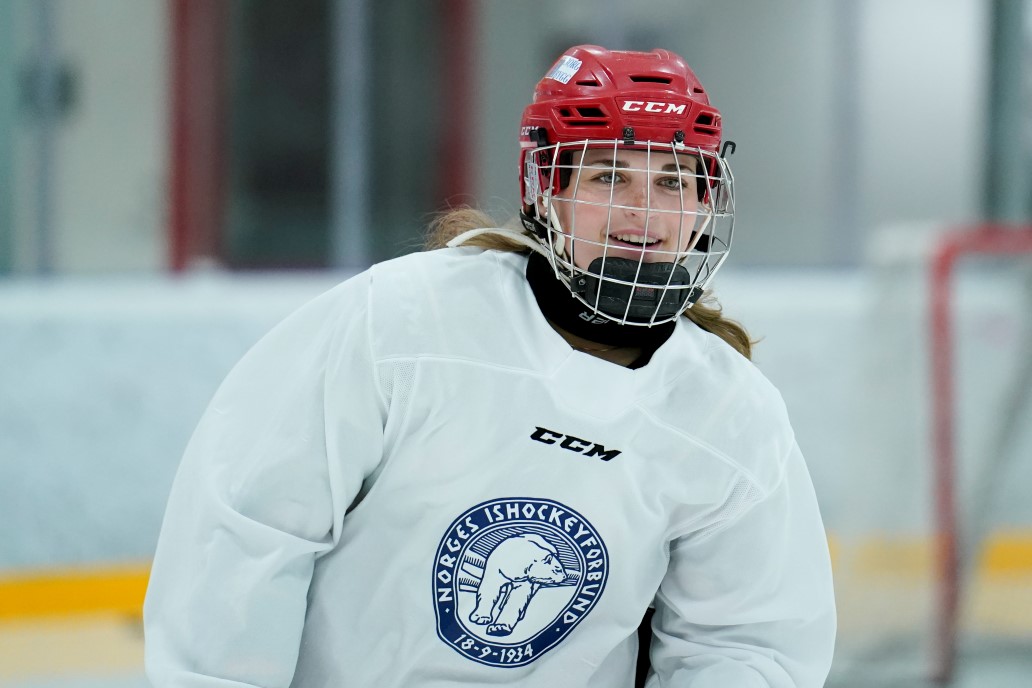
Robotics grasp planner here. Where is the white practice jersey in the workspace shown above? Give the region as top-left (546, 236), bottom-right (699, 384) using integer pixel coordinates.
top-left (144, 247), bottom-right (836, 688)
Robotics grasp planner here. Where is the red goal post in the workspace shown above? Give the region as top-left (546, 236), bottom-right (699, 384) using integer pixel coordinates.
top-left (930, 224), bottom-right (1032, 684)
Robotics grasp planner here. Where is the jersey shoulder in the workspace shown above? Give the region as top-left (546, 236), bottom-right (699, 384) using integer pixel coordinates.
top-left (645, 322), bottom-right (796, 492)
top-left (365, 248), bottom-right (538, 365)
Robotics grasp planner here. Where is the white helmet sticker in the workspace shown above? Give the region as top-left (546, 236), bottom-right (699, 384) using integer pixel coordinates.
top-left (523, 159), bottom-right (539, 205)
top-left (545, 55), bottom-right (583, 85)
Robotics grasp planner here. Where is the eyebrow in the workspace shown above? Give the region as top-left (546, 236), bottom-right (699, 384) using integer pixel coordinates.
top-left (582, 158), bottom-right (697, 173)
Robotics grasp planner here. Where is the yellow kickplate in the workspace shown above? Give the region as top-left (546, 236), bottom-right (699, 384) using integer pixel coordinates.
top-left (0, 564), bottom-right (150, 620)
top-left (844, 530), bottom-right (1032, 578)
top-left (980, 531), bottom-right (1032, 573)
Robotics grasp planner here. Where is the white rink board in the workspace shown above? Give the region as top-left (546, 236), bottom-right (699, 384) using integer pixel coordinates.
top-left (1, 265), bottom-right (1030, 569)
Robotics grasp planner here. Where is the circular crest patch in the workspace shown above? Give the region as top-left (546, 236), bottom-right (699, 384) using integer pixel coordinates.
top-left (432, 497), bottom-right (609, 667)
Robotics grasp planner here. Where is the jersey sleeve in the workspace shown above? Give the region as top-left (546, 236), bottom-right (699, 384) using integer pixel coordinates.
top-left (143, 273), bottom-right (385, 688)
top-left (646, 442), bottom-right (836, 688)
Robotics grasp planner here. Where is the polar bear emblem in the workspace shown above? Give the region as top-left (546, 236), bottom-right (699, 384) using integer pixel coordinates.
top-left (469, 533), bottom-right (567, 636)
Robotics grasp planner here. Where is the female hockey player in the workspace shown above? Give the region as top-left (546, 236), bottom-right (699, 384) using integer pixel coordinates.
top-left (144, 45), bottom-right (836, 687)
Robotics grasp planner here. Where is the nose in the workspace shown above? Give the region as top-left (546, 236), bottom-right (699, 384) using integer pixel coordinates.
top-left (621, 179), bottom-right (650, 214)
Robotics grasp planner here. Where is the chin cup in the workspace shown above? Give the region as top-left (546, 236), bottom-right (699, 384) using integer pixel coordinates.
top-left (570, 258), bottom-right (702, 322)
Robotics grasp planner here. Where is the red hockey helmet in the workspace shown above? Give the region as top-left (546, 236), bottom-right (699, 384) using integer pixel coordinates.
top-left (519, 45), bottom-right (724, 204)
top-left (516, 45), bottom-right (736, 327)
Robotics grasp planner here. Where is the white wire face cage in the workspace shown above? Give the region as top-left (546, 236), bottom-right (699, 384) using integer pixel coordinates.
top-left (523, 139), bottom-right (736, 326)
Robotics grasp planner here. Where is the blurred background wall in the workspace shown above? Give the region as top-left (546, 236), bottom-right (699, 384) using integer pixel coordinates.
top-left (1, 0), bottom-right (1024, 275)
top-left (1, 1), bottom-right (1031, 686)
top-left (4, 0), bottom-right (168, 273)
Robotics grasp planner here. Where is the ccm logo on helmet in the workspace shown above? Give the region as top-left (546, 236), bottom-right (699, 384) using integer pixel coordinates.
top-left (621, 101), bottom-right (686, 115)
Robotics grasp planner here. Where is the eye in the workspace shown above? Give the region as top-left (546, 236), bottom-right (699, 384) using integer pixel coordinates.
top-left (590, 171), bottom-right (624, 185)
top-left (657, 175), bottom-right (692, 191)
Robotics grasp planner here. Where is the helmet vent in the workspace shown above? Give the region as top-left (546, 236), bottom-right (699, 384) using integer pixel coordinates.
top-left (629, 75), bottom-right (672, 84)
top-left (693, 112), bottom-right (719, 135)
top-left (556, 104), bottom-right (610, 127)
top-left (575, 79), bottom-right (601, 87)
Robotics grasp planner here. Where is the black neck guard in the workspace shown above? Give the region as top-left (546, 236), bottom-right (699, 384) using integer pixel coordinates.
top-left (525, 252), bottom-right (676, 349)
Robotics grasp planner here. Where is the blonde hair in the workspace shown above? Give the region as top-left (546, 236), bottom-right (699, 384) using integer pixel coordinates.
top-left (425, 207), bottom-right (754, 360)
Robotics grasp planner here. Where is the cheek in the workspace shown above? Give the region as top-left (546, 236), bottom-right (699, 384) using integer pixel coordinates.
top-left (660, 188), bottom-right (700, 213)
top-left (671, 213), bottom-right (699, 244)
top-left (552, 196), bottom-right (605, 238)
top-left (566, 202), bottom-right (610, 238)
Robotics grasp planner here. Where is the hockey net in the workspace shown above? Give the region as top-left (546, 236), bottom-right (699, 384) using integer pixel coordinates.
top-left (827, 224), bottom-right (1032, 687)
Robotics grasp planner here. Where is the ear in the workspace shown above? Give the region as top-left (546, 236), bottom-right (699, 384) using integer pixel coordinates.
top-left (535, 194), bottom-right (549, 218)
top-left (544, 201), bottom-right (568, 257)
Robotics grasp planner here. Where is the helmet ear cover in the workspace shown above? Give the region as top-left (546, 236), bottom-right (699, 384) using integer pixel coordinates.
top-left (556, 150), bottom-right (574, 191)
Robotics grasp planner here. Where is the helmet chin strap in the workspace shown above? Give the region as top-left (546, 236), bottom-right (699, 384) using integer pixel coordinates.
top-left (675, 211), bottom-right (712, 260)
top-left (544, 200), bottom-right (567, 258)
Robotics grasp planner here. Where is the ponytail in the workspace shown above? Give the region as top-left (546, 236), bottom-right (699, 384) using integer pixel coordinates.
top-left (681, 298), bottom-right (753, 360)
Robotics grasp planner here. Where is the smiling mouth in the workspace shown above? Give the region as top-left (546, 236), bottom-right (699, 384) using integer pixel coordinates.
top-left (607, 233), bottom-right (662, 248)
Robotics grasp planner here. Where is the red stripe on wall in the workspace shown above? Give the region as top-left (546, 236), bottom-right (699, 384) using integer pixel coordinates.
top-left (168, 0), bottom-right (229, 271)
top-left (438, 0), bottom-right (476, 207)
